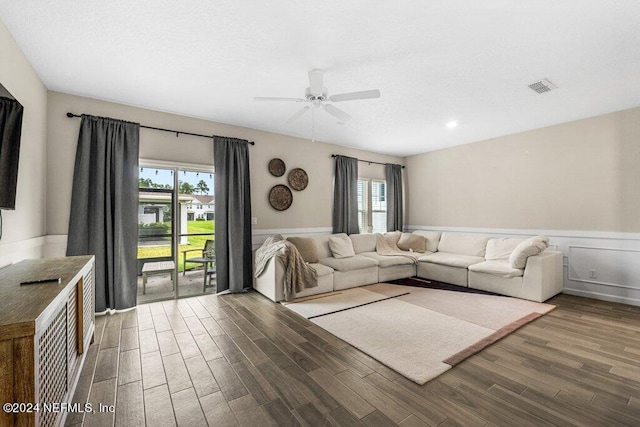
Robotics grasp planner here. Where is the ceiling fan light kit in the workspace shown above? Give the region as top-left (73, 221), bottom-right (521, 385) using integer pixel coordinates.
top-left (254, 69), bottom-right (381, 129)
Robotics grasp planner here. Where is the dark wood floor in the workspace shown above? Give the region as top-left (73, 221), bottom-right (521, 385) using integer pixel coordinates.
top-left (66, 289), bottom-right (640, 426)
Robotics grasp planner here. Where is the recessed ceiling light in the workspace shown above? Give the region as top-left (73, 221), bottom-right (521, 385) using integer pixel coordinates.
top-left (446, 120), bottom-right (458, 129)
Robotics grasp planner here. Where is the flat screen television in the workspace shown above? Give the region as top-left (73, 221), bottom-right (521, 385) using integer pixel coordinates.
top-left (0, 83), bottom-right (23, 210)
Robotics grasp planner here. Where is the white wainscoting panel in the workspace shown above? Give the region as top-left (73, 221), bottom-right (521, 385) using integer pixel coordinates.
top-left (0, 236), bottom-right (47, 268)
top-left (408, 225), bottom-right (640, 307)
top-left (568, 246), bottom-right (640, 290)
top-left (45, 234), bottom-right (68, 258)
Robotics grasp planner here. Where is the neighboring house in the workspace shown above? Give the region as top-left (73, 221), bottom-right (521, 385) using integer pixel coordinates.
top-left (138, 191), bottom-right (201, 244)
top-left (186, 195), bottom-right (215, 221)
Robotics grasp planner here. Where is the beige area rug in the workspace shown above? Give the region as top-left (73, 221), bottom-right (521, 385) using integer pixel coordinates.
top-left (281, 286), bottom-right (410, 319)
top-left (285, 283), bottom-right (555, 385)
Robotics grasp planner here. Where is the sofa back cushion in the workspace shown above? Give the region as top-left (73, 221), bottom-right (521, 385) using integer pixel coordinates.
top-left (376, 231), bottom-right (402, 252)
top-left (411, 230), bottom-right (442, 253)
top-left (437, 233), bottom-right (489, 257)
top-left (329, 233), bottom-right (356, 259)
top-left (509, 236), bottom-right (549, 268)
top-left (383, 231), bottom-right (402, 245)
top-left (309, 235), bottom-right (333, 259)
top-left (397, 233), bottom-right (427, 253)
top-left (287, 237), bottom-right (319, 263)
top-left (485, 237), bottom-right (527, 261)
top-left (350, 233), bottom-right (378, 254)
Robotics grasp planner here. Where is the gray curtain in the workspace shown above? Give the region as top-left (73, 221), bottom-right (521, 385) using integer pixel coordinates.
top-left (67, 115), bottom-right (140, 312)
top-left (332, 155), bottom-right (359, 234)
top-left (386, 163), bottom-right (403, 232)
top-left (214, 137), bottom-right (252, 293)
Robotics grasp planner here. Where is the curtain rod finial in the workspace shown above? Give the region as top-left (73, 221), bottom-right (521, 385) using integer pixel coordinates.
top-left (66, 112), bottom-right (74, 118)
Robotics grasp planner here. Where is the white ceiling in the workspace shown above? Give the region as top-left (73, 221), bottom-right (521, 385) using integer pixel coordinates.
top-left (1, 1), bottom-right (639, 157)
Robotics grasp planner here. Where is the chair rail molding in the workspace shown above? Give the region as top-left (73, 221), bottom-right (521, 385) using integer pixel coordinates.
top-left (252, 227), bottom-right (333, 249)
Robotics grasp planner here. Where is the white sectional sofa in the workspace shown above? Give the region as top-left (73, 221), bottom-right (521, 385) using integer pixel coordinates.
top-left (417, 233), bottom-right (489, 287)
top-left (254, 231), bottom-right (563, 303)
top-left (351, 233), bottom-right (417, 282)
top-left (468, 237), bottom-right (564, 302)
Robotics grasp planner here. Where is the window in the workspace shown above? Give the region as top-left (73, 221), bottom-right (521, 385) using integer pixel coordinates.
top-left (357, 179), bottom-right (387, 233)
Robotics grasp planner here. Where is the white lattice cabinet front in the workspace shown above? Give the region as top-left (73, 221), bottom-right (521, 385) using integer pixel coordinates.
top-left (0, 256), bottom-right (95, 427)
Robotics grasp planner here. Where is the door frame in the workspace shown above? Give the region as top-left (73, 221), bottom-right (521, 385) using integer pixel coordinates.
top-left (139, 159), bottom-right (214, 300)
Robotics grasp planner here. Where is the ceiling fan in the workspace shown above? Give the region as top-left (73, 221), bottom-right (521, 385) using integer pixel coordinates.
top-left (254, 69), bottom-right (381, 125)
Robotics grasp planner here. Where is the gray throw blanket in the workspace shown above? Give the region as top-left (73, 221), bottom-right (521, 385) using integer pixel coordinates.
top-left (255, 234), bottom-right (318, 301)
top-left (376, 232), bottom-right (421, 264)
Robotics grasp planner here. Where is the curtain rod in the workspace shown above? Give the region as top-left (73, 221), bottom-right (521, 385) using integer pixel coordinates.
top-left (331, 154), bottom-right (404, 169)
top-left (66, 112), bottom-right (255, 145)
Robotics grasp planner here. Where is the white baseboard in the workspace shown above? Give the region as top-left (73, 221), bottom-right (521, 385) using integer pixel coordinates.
top-left (562, 288), bottom-right (640, 307)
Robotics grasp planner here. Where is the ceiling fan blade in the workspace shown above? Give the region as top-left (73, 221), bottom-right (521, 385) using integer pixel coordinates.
top-left (329, 89), bottom-right (381, 103)
top-left (285, 106), bottom-right (311, 125)
top-left (253, 97), bottom-right (305, 102)
top-left (323, 104), bottom-right (352, 122)
top-left (308, 69), bottom-right (324, 95)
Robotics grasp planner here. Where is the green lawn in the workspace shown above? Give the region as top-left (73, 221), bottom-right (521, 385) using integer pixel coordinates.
top-left (137, 220), bottom-right (215, 272)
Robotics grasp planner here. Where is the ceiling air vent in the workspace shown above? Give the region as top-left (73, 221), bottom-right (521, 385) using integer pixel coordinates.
top-left (528, 79), bottom-right (557, 94)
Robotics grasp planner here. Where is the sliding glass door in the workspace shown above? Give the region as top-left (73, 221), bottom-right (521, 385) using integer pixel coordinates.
top-left (176, 170), bottom-right (216, 298)
top-left (136, 164), bottom-right (215, 303)
top-left (137, 167), bottom-right (176, 303)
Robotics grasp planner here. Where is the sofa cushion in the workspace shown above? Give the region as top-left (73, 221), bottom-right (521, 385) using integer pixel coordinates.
top-left (411, 230), bottom-right (442, 253)
top-left (360, 251), bottom-right (425, 268)
top-left (378, 231), bottom-right (402, 249)
top-left (419, 252), bottom-right (485, 268)
top-left (319, 255), bottom-right (378, 272)
top-left (510, 236), bottom-right (549, 269)
top-left (437, 233), bottom-right (490, 257)
top-left (397, 233), bottom-right (427, 253)
top-left (350, 233), bottom-right (379, 254)
top-left (287, 237), bottom-right (319, 263)
top-left (469, 261), bottom-right (524, 278)
top-left (329, 233), bottom-right (356, 259)
top-left (308, 263), bottom-right (334, 277)
top-left (485, 237), bottom-right (527, 261)
top-left (309, 235), bottom-right (332, 259)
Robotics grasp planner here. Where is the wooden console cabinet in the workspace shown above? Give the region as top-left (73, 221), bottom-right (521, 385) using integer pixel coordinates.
top-left (0, 256), bottom-right (95, 427)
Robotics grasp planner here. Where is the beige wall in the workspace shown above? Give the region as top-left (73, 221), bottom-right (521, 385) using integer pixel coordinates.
top-left (0, 20), bottom-right (48, 245)
top-left (406, 107), bottom-right (640, 232)
top-left (46, 92), bottom-right (403, 235)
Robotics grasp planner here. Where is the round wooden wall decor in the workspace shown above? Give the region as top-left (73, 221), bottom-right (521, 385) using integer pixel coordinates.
top-left (288, 168), bottom-right (309, 191)
top-left (269, 184), bottom-right (293, 211)
top-left (268, 158), bottom-right (286, 177)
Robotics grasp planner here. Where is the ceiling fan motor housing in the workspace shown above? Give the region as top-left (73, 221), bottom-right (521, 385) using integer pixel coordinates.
top-left (305, 87), bottom-right (328, 104)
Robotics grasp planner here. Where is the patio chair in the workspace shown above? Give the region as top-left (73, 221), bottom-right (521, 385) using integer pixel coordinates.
top-left (203, 241), bottom-right (216, 292)
top-left (182, 238), bottom-right (214, 275)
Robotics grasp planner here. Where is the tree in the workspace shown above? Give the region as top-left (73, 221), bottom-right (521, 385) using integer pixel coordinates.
top-left (196, 180), bottom-right (210, 195)
top-left (139, 177), bottom-right (154, 188)
top-left (139, 177), bottom-right (172, 189)
top-left (179, 181), bottom-right (195, 194)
